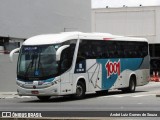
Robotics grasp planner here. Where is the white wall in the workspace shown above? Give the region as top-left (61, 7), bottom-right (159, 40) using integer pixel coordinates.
top-left (0, 0), bottom-right (91, 38)
top-left (0, 0), bottom-right (91, 92)
top-left (0, 55), bottom-right (18, 92)
top-left (92, 6), bottom-right (160, 44)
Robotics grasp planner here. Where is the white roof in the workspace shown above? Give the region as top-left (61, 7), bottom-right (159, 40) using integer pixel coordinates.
top-left (23, 32), bottom-right (148, 45)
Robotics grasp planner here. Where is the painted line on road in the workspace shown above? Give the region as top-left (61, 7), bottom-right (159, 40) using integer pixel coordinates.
top-left (98, 94), bottom-right (128, 98)
top-left (98, 93), bottom-right (156, 98)
top-left (14, 96), bottom-right (32, 98)
top-left (132, 94), bottom-right (155, 97)
top-left (0, 96), bottom-right (32, 99)
top-left (105, 95), bottom-right (124, 97)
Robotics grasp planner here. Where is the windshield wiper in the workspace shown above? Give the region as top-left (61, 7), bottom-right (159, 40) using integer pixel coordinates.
top-left (24, 60), bottom-right (34, 78)
top-left (37, 53), bottom-right (44, 76)
top-left (24, 55), bottom-right (36, 78)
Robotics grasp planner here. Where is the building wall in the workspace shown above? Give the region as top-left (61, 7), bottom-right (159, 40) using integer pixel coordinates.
top-left (92, 6), bottom-right (160, 44)
top-left (0, 0), bottom-right (91, 92)
top-left (0, 0), bottom-right (91, 38)
top-left (0, 55), bottom-right (18, 92)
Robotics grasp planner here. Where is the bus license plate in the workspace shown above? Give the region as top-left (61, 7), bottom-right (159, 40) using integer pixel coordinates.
top-left (31, 91), bottom-right (39, 94)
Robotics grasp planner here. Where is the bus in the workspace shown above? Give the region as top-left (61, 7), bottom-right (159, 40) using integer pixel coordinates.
top-left (150, 57), bottom-right (160, 81)
top-left (10, 32), bottom-right (150, 100)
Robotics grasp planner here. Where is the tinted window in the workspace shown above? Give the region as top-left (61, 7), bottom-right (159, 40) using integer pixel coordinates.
top-left (77, 40), bottom-right (148, 62)
top-left (60, 40), bottom-right (76, 73)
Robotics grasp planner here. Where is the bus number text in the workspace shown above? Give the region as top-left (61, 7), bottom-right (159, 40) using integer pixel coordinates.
top-left (105, 60), bottom-right (121, 78)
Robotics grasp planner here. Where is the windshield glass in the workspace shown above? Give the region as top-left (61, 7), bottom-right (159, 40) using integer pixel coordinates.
top-left (17, 45), bottom-right (59, 80)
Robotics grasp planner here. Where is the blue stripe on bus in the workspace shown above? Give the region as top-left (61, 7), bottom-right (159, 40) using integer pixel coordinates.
top-left (97, 58), bottom-right (143, 89)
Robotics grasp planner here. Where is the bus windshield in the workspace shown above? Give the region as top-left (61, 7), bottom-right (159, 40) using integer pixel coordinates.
top-left (17, 45), bottom-right (60, 80)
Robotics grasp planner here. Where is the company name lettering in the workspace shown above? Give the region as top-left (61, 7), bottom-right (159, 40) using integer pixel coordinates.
top-left (105, 60), bottom-right (121, 78)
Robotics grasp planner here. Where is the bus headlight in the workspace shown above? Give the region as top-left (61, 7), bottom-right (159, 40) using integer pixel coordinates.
top-left (51, 79), bottom-right (60, 85)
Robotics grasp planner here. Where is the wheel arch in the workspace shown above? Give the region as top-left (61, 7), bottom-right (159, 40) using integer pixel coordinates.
top-left (72, 77), bottom-right (87, 99)
top-left (76, 78), bottom-right (86, 92)
top-left (130, 74), bottom-right (137, 86)
top-left (73, 76), bottom-right (87, 94)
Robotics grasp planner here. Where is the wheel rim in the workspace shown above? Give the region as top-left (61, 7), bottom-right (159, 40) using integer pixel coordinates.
top-left (76, 85), bottom-right (83, 97)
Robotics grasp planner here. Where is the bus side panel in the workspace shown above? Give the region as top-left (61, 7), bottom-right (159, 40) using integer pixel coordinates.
top-left (97, 58), bottom-right (144, 90)
top-left (60, 72), bottom-right (73, 95)
top-left (71, 58), bottom-right (148, 94)
top-left (113, 70), bottom-right (129, 89)
top-left (97, 59), bottom-right (120, 90)
top-left (135, 69), bottom-right (149, 86)
top-left (137, 56), bottom-right (150, 86)
top-left (86, 60), bottom-right (102, 92)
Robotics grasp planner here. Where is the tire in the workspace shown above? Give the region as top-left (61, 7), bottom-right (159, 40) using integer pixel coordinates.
top-left (96, 90), bottom-right (108, 96)
top-left (37, 96), bottom-right (51, 101)
top-left (127, 77), bottom-right (136, 93)
top-left (73, 81), bottom-right (86, 99)
top-left (121, 77), bottom-right (136, 93)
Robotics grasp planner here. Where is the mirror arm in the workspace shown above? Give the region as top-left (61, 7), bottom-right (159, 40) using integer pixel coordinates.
top-left (9, 48), bottom-right (20, 62)
top-left (56, 45), bottom-right (69, 61)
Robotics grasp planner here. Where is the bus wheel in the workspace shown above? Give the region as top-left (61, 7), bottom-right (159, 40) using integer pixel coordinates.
top-left (127, 77), bottom-right (136, 93)
top-left (37, 96), bottom-right (51, 101)
top-left (73, 81), bottom-right (85, 99)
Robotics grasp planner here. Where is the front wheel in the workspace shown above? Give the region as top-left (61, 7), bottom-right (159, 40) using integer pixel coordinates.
top-left (73, 81), bottom-right (86, 99)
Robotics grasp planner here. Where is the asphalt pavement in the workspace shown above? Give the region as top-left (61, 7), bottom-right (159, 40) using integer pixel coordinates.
top-left (0, 92), bottom-right (18, 99)
top-left (0, 81), bottom-right (160, 99)
top-left (1, 82), bottom-right (160, 119)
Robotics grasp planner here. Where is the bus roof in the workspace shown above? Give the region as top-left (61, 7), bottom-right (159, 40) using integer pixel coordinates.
top-left (23, 32), bottom-right (148, 45)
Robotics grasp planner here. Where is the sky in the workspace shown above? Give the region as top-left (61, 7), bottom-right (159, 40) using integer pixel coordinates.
top-left (92, 0), bottom-right (160, 8)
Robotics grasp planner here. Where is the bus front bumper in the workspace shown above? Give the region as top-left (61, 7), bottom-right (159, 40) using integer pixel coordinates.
top-left (17, 85), bottom-right (60, 96)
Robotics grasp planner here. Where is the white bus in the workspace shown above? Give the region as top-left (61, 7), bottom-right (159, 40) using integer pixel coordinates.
top-left (10, 32), bottom-right (150, 100)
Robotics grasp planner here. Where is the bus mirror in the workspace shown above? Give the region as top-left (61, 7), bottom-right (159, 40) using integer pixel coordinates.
top-left (56, 45), bottom-right (70, 61)
top-left (9, 48), bottom-right (20, 62)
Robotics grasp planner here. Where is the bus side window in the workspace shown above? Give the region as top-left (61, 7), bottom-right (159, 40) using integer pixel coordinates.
top-left (103, 47), bottom-right (109, 58)
top-left (76, 44), bottom-right (86, 64)
top-left (60, 43), bottom-right (76, 73)
top-left (60, 48), bottom-right (70, 73)
top-left (124, 50), bottom-right (129, 58)
top-left (141, 44), bottom-right (148, 57)
top-left (83, 45), bottom-right (91, 59)
top-left (69, 43), bottom-right (76, 59)
top-left (96, 46), bottom-right (102, 58)
top-left (117, 50), bottom-right (123, 58)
